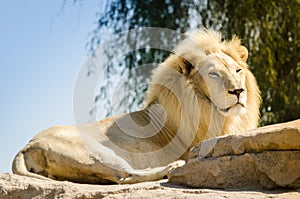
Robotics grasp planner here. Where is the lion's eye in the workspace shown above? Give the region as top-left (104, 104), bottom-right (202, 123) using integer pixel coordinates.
top-left (236, 69), bottom-right (242, 73)
top-left (209, 72), bottom-right (220, 78)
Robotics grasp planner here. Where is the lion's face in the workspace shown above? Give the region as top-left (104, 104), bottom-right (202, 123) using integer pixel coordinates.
top-left (197, 52), bottom-right (247, 116)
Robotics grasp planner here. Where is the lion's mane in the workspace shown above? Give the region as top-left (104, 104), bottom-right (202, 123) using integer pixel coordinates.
top-left (144, 29), bottom-right (261, 153)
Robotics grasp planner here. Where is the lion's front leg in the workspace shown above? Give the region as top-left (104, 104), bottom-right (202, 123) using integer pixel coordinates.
top-left (115, 160), bottom-right (185, 184)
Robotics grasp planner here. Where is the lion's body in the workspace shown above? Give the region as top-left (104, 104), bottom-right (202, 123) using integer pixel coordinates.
top-left (12, 30), bottom-right (261, 184)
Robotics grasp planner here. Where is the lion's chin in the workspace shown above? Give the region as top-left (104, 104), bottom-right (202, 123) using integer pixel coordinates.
top-left (218, 103), bottom-right (246, 116)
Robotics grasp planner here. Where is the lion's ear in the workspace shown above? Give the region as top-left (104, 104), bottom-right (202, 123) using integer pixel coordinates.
top-left (237, 46), bottom-right (248, 62)
top-left (178, 56), bottom-right (194, 75)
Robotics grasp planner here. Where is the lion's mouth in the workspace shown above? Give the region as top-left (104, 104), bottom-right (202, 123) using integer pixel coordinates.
top-left (204, 95), bottom-right (246, 114)
top-left (218, 102), bottom-right (245, 113)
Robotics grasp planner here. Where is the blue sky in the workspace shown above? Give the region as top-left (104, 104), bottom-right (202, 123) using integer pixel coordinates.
top-left (0, 1), bottom-right (103, 172)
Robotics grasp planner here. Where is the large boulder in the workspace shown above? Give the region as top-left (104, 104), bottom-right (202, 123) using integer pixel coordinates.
top-left (169, 119), bottom-right (300, 189)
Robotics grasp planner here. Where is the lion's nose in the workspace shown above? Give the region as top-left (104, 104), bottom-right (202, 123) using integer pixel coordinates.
top-left (228, 88), bottom-right (244, 99)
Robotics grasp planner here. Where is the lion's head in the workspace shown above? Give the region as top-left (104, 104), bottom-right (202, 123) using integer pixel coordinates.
top-left (188, 50), bottom-right (248, 117)
top-left (145, 29), bottom-right (261, 144)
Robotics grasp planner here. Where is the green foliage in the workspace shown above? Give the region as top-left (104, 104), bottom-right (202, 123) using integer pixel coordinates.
top-left (88, 0), bottom-right (300, 125)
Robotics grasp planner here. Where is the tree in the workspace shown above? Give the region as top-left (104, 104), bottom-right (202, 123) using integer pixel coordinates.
top-left (86, 0), bottom-right (300, 125)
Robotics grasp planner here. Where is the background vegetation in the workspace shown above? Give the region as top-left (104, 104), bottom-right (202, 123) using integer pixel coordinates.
top-left (84, 0), bottom-right (299, 126)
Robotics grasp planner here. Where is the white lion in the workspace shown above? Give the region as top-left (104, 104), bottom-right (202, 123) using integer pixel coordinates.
top-left (12, 29), bottom-right (261, 184)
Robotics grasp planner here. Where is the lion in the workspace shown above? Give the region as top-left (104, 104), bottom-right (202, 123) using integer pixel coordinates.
top-left (12, 29), bottom-right (261, 184)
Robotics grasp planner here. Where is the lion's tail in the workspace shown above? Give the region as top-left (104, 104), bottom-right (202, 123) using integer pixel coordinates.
top-left (12, 148), bottom-right (52, 181)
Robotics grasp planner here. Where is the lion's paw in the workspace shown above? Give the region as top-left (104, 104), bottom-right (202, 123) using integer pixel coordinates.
top-left (166, 160), bottom-right (185, 172)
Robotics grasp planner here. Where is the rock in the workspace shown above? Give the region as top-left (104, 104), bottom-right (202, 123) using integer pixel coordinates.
top-left (169, 119), bottom-right (300, 189)
top-left (1, 173), bottom-right (300, 199)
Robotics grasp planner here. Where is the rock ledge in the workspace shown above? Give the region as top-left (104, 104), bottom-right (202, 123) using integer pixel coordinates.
top-left (169, 120), bottom-right (300, 189)
top-left (1, 172), bottom-right (299, 198)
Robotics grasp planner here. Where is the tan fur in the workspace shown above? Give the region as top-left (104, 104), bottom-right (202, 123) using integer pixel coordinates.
top-left (12, 29), bottom-right (261, 184)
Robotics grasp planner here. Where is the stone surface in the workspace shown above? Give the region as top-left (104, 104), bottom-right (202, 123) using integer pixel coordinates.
top-left (0, 172), bottom-right (300, 199)
top-left (169, 119), bottom-right (300, 189)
